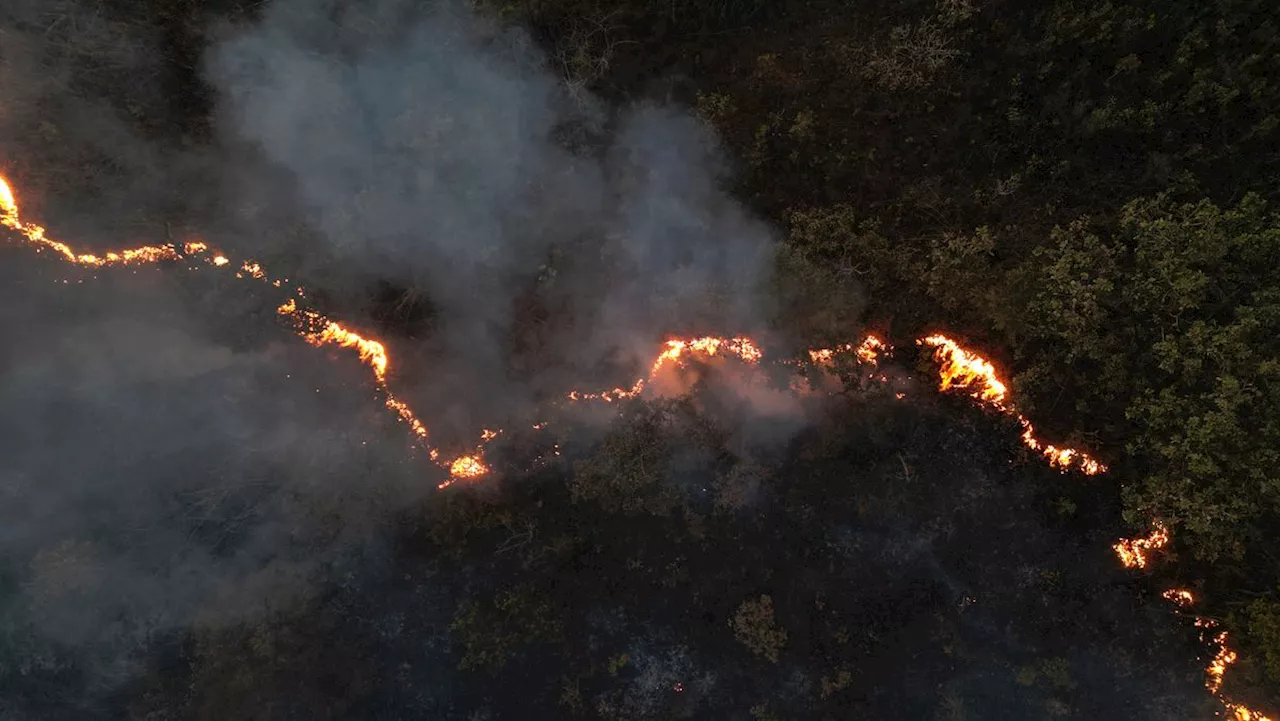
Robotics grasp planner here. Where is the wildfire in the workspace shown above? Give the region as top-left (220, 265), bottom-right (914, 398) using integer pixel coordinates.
top-left (1152, 589), bottom-right (1273, 718)
top-left (920, 335), bottom-right (1008, 405)
top-left (567, 379), bottom-right (646, 403)
top-left (1, 177), bottom-right (181, 266)
top-left (450, 455), bottom-right (489, 478)
top-left (809, 334), bottom-right (887, 366)
top-left (565, 336), bottom-right (767, 403)
top-left (650, 336), bottom-right (762, 375)
top-left (239, 261), bottom-right (266, 280)
top-left (1230, 705), bottom-right (1276, 721)
top-left (0, 173), bottom-right (492, 484)
top-left (2, 171), bottom-right (1275, 720)
top-left (1207, 632), bottom-right (1237, 695)
top-left (1112, 522), bottom-right (1171, 570)
top-left (274, 298), bottom-right (494, 482)
top-left (919, 335), bottom-right (1106, 475)
top-left (278, 298), bottom-right (390, 382)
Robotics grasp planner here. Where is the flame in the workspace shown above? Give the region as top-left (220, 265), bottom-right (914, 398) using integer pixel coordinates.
top-left (274, 297), bottom-right (491, 483)
top-left (566, 336), bottom-right (765, 403)
top-left (0, 173), bottom-right (491, 484)
top-left (239, 261), bottom-right (266, 280)
top-left (920, 334), bottom-right (1008, 405)
top-left (919, 335), bottom-right (1106, 475)
top-left (450, 455), bottom-right (489, 478)
top-left (278, 298), bottom-right (390, 382)
top-left (3, 172), bottom-right (1276, 719)
top-left (1229, 704), bottom-right (1275, 721)
top-left (809, 334), bottom-right (887, 366)
top-left (650, 336), bottom-right (763, 375)
top-left (1207, 631), bottom-right (1238, 695)
top-left (918, 333), bottom-right (1268, 718)
top-left (1112, 522), bottom-right (1171, 569)
top-left (1, 177), bottom-right (181, 266)
top-left (857, 335), bottom-right (885, 363)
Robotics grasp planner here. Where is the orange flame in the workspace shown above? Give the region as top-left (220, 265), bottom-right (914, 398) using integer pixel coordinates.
top-left (919, 335), bottom-right (1106, 475)
top-left (238, 261), bottom-right (266, 280)
top-left (278, 298), bottom-right (390, 382)
top-left (920, 334), bottom-right (1008, 405)
top-left (274, 298), bottom-right (492, 483)
top-left (1112, 522), bottom-right (1171, 570)
top-left (3, 172), bottom-right (1276, 718)
top-left (650, 336), bottom-right (763, 374)
top-left (1, 177), bottom-right (181, 266)
top-left (0, 173), bottom-right (491, 484)
top-left (809, 334), bottom-right (887, 367)
top-left (1207, 631), bottom-right (1238, 695)
top-left (1228, 704), bottom-right (1275, 721)
top-left (566, 336), bottom-right (765, 403)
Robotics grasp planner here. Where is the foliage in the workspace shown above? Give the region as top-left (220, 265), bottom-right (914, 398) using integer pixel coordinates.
top-left (729, 594), bottom-right (786, 663)
top-left (450, 583), bottom-right (564, 671)
top-left (7, 0), bottom-right (1280, 713)
top-left (569, 398), bottom-right (711, 516)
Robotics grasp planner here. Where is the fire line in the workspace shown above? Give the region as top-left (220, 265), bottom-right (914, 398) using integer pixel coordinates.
top-left (0, 172), bottom-right (1270, 720)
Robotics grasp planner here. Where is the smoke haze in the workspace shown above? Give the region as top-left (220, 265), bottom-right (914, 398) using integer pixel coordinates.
top-left (0, 0), bottom-right (783, 703)
top-left (205, 0), bottom-right (777, 423)
top-left (0, 1), bottom-right (1215, 719)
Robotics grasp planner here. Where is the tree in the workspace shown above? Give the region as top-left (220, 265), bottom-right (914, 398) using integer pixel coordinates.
top-left (729, 595), bottom-right (787, 663)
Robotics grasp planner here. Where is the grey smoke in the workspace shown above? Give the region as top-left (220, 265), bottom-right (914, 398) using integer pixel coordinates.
top-left (0, 260), bottom-right (430, 708)
top-left (0, 0), bottom-right (783, 705)
top-left (205, 0), bottom-right (776, 420)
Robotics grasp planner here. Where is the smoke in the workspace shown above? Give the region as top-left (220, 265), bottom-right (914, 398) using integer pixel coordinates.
top-left (0, 0), bottom-right (785, 707)
top-left (0, 257), bottom-right (442, 714)
top-left (203, 0), bottom-right (777, 426)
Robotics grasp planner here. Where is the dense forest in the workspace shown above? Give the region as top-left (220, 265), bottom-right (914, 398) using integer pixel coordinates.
top-left (1, 0), bottom-right (1277, 718)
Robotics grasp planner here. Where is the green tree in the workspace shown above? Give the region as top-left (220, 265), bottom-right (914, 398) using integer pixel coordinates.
top-left (730, 595), bottom-right (787, 663)
top-left (450, 584), bottom-right (564, 671)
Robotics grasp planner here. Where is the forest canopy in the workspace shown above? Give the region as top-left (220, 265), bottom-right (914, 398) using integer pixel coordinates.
top-left (1, 0), bottom-right (1277, 718)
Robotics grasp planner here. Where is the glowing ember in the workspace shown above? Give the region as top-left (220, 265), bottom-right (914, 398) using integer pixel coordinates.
top-left (1162, 588), bottom-right (1195, 606)
top-left (385, 397), bottom-right (429, 441)
top-left (1207, 630), bottom-right (1238, 694)
top-left (568, 379), bottom-right (646, 403)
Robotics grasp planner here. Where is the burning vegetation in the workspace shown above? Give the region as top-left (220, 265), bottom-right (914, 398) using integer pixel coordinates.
top-left (2, 0), bottom-right (1278, 714)
top-left (2, 169), bottom-right (1272, 718)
